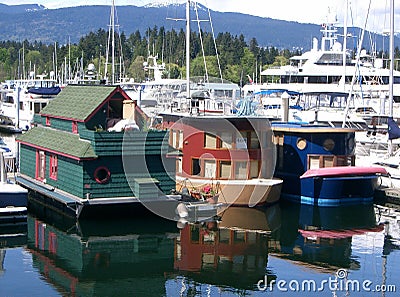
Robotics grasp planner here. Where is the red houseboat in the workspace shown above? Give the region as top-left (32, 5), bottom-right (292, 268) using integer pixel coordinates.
top-left (159, 112), bottom-right (283, 207)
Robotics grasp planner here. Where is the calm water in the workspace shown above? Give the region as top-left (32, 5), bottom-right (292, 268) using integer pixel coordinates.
top-left (1, 133), bottom-right (400, 296)
top-left (1, 201), bottom-right (399, 297)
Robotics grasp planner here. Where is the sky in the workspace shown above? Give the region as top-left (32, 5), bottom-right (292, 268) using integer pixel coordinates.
top-left (2, 0), bottom-right (399, 34)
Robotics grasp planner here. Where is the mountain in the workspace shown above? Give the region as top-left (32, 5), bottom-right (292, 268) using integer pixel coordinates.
top-left (0, 3), bottom-right (45, 14)
top-left (0, 3), bottom-right (396, 51)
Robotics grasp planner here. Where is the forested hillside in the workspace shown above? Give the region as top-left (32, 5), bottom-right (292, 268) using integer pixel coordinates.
top-left (0, 3), bottom-right (398, 85)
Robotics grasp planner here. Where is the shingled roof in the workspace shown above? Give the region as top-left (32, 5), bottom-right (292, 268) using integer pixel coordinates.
top-left (17, 126), bottom-right (97, 160)
top-left (40, 85), bottom-right (118, 121)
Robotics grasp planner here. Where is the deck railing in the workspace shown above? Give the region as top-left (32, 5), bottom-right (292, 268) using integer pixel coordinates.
top-left (4, 156), bottom-right (16, 173)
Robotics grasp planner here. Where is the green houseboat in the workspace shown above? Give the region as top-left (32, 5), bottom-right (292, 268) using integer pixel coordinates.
top-left (16, 85), bottom-right (178, 219)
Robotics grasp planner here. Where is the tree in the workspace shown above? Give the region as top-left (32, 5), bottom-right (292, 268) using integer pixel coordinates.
top-left (240, 48), bottom-right (256, 80)
top-left (127, 55), bottom-right (146, 82)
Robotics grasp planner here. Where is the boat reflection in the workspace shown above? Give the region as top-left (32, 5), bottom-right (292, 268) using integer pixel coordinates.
top-left (25, 205), bottom-right (282, 296)
top-left (26, 213), bottom-right (179, 297)
top-left (273, 202), bottom-right (384, 271)
top-left (0, 223), bottom-right (27, 277)
top-left (173, 205), bottom-right (281, 290)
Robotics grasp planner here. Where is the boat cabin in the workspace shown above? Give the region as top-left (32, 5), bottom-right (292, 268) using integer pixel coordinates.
top-left (271, 122), bottom-right (356, 198)
top-left (16, 85), bottom-right (175, 205)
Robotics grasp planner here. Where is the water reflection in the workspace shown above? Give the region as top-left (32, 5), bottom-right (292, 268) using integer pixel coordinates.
top-left (2, 200), bottom-right (398, 296)
top-left (24, 205), bottom-right (282, 295)
top-left (0, 223), bottom-right (27, 276)
top-left (274, 202), bottom-right (383, 271)
top-left (173, 205), bottom-right (281, 291)
top-left (26, 213), bottom-right (179, 296)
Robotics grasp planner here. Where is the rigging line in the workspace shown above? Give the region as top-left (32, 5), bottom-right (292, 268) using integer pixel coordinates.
top-left (205, 1), bottom-right (223, 82)
top-left (193, 1), bottom-right (209, 84)
top-left (381, 0), bottom-right (389, 60)
top-left (114, 6), bottom-right (125, 80)
top-left (343, 0), bottom-right (373, 127)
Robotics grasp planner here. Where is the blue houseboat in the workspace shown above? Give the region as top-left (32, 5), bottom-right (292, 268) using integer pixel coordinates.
top-left (16, 85), bottom-right (178, 218)
top-left (271, 122), bottom-right (387, 206)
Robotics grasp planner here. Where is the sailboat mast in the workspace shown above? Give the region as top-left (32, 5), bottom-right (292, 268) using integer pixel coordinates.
top-left (186, 0), bottom-right (190, 100)
top-left (111, 0), bottom-right (115, 84)
top-left (389, 0), bottom-right (394, 118)
top-left (342, 0), bottom-right (348, 91)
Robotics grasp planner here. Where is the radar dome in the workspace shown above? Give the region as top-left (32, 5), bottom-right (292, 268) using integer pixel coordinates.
top-left (332, 42), bottom-right (342, 52)
top-left (87, 63), bottom-right (96, 71)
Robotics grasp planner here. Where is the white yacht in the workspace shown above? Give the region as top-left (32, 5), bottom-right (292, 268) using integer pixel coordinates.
top-left (250, 8), bottom-right (400, 118)
top-left (0, 73), bottom-right (61, 130)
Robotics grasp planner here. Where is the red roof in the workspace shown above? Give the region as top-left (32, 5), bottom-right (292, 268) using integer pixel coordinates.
top-left (299, 224), bottom-right (385, 239)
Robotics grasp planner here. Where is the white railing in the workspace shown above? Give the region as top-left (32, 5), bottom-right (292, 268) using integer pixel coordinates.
top-left (4, 156), bottom-right (16, 173)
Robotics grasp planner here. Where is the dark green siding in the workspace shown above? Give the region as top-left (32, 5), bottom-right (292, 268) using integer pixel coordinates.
top-left (50, 157), bottom-right (84, 198)
top-left (20, 145), bottom-right (85, 198)
top-left (48, 118), bottom-right (75, 132)
top-left (19, 145), bottom-right (37, 177)
top-left (145, 155), bottom-right (176, 194)
top-left (83, 157), bottom-right (134, 198)
top-left (79, 130), bottom-right (171, 156)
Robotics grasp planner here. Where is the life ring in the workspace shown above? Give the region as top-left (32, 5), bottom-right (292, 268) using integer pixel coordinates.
top-left (94, 166), bottom-right (111, 184)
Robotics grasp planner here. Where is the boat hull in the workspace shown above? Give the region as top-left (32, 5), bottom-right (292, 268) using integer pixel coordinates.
top-left (176, 176), bottom-right (282, 207)
top-left (0, 184), bottom-right (28, 208)
top-left (286, 175), bottom-right (379, 206)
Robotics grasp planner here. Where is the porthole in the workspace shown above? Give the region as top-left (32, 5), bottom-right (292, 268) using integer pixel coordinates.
top-left (94, 166), bottom-right (111, 184)
top-left (296, 138), bottom-right (307, 150)
top-left (323, 138), bottom-right (335, 151)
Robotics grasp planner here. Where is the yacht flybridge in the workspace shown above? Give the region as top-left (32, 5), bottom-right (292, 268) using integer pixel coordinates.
top-left (257, 7), bottom-right (400, 117)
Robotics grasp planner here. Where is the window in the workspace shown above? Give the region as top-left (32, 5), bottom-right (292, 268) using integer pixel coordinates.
top-left (72, 121), bottom-right (78, 134)
top-left (192, 158), bottom-right (201, 176)
top-left (323, 138), bottom-right (335, 151)
top-left (177, 158), bottom-right (182, 174)
top-left (178, 130), bottom-right (184, 148)
top-left (296, 138), bottom-right (307, 150)
top-left (235, 161), bottom-right (248, 179)
top-left (172, 130), bottom-right (177, 148)
top-left (219, 161), bottom-right (231, 178)
top-left (205, 133), bottom-right (217, 148)
top-left (307, 155), bottom-right (355, 169)
top-left (323, 156), bottom-right (334, 168)
top-left (94, 166), bottom-right (111, 184)
top-left (219, 132), bottom-right (232, 149)
top-left (250, 160), bottom-right (259, 178)
top-left (273, 133), bottom-right (285, 169)
top-left (49, 154), bottom-right (58, 180)
top-left (236, 132), bottom-right (248, 149)
top-left (34, 102), bottom-right (41, 113)
top-left (36, 150), bottom-right (46, 181)
top-left (309, 156), bottom-right (321, 169)
top-left (250, 131), bottom-right (260, 149)
top-left (204, 160), bottom-right (216, 178)
top-left (46, 117), bottom-right (51, 126)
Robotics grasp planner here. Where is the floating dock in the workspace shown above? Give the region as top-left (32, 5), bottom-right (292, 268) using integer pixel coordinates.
top-left (16, 174), bottom-right (221, 220)
top-left (375, 186), bottom-right (400, 206)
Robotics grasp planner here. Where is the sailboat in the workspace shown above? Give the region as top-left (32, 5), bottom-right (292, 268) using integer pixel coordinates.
top-left (355, 0), bottom-right (400, 194)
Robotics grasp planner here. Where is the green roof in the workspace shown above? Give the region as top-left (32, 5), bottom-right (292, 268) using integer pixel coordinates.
top-left (17, 126), bottom-right (97, 159)
top-left (40, 85), bottom-right (117, 121)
